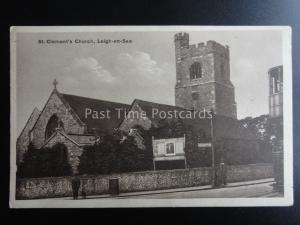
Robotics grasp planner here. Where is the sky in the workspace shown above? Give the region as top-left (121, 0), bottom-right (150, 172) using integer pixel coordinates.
top-left (16, 29), bottom-right (283, 135)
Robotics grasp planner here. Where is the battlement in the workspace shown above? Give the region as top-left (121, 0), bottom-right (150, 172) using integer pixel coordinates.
top-left (175, 32), bottom-right (229, 58)
top-left (174, 32), bottom-right (189, 41)
top-left (174, 32), bottom-right (189, 49)
top-left (188, 40), bottom-right (228, 53)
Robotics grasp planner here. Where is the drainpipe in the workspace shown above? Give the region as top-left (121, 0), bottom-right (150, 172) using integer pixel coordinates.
top-left (152, 136), bottom-right (156, 171)
top-left (210, 111), bottom-right (216, 187)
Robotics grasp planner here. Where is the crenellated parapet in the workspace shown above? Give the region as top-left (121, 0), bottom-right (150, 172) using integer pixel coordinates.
top-left (179, 41), bottom-right (229, 59)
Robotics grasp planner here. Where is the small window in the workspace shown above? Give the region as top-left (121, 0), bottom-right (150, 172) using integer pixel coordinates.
top-left (29, 130), bottom-right (34, 142)
top-left (220, 63), bottom-right (225, 79)
top-left (189, 62), bottom-right (202, 80)
top-left (270, 67), bottom-right (283, 95)
top-left (166, 142), bottom-right (175, 155)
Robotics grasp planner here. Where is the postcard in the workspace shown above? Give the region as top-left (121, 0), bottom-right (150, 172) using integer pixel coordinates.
top-left (10, 26), bottom-right (293, 207)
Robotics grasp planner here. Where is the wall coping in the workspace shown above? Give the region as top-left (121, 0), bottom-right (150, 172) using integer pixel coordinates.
top-left (16, 163), bottom-right (272, 182)
top-left (17, 167), bottom-right (213, 182)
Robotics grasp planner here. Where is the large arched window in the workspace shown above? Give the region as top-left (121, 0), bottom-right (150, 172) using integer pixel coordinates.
top-left (189, 62), bottom-right (202, 80)
top-left (45, 114), bottom-right (60, 140)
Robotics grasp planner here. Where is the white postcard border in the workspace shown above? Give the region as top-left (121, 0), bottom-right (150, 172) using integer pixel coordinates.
top-left (10, 26), bottom-right (293, 208)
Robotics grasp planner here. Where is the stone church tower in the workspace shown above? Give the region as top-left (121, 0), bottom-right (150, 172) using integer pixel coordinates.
top-left (174, 32), bottom-right (237, 118)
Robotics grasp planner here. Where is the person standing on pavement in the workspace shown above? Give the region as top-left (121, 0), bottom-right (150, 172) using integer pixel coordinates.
top-left (71, 174), bottom-right (81, 200)
top-left (219, 156), bottom-right (227, 186)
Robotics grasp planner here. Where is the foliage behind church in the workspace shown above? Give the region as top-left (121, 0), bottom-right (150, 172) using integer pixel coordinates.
top-left (78, 134), bottom-right (153, 175)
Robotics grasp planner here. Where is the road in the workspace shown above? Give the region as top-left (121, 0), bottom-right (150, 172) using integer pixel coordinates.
top-left (115, 181), bottom-right (281, 199)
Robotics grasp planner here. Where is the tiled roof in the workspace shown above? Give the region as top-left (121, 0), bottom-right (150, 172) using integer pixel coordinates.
top-left (133, 99), bottom-right (189, 125)
top-left (61, 93), bottom-right (130, 134)
top-left (58, 93), bottom-right (256, 140)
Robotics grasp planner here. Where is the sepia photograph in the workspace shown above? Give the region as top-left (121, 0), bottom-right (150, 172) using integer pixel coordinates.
top-left (10, 26), bottom-right (293, 207)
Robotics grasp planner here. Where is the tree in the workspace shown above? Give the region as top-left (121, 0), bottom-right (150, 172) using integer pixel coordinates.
top-left (17, 142), bottom-right (39, 178)
top-left (136, 126), bottom-right (154, 171)
top-left (96, 134), bottom-right (119, 174)
top-left (48, 143), bottom-right (72, 176)
top-left (36, 147), bottom-right (51, 177)
top-left (152, 118), bottom-right (184, 139)
top-left (184, 125), bottom-right (212, 168)
top-left (78, 131), bottom-right (154, 175)
top-left (17, 142), bottom-right (72, 178)
top-left (77, 145), bottom-right (97, 175)
top-left (78, 134), bottom-right (119, 175)
top-left (117, 135), bottom-right (151, 172)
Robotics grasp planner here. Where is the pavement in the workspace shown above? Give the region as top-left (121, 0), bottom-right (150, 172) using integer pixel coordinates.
top-left (58, 178), bottom-right (282, 200)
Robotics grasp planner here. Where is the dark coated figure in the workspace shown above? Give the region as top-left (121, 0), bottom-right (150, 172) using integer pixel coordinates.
top-left (71, 174), bottom-right (81, 200)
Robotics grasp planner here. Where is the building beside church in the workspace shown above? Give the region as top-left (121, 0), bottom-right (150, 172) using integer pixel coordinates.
top-left (17, 32), bottom-right (262, 175)
top-left (269, 65), bottom-right (283, 118)
top-left (268, 65), bottom-right (284, 192)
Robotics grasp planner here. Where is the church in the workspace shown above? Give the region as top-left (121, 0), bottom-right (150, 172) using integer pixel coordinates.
top-left (17, 32), bottom-right (259, 174)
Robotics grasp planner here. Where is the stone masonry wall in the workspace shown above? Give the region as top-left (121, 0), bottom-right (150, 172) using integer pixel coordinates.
top-left (32, 91), bottom-right (85, 149)
top-left (215, 83), bottom-right (236, 118)
top-left (16, 163), bottom-right (273, 199)
top-left (175, 82), bottom-right (216, 111)
top-left (226, 163), bottom-right (273, 183)
top-left (213, 50), bottom-right (230, 84)
top-left (16, 167), bottom-right (211, 199)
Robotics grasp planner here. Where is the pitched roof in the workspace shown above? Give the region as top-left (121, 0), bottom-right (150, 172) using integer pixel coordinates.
top-left (56, 92), bottom-right (256, 140)
top-left (133, 99), bottom-right (257, 141)
top-left (42, 129), bottom-right (81, 148)
top-left (60, 93), bottom-right (130, 134)
top-left (133, 99), bottom-right (190, 125)
top-left (17, 107), bottom-right (40, 138)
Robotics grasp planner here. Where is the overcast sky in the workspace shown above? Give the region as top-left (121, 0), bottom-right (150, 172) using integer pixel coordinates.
top-left (16, 30), bottom-right (283, 135)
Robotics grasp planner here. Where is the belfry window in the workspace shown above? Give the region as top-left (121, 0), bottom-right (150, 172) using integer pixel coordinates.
top-left (189, 62), bottom-right (202, 80)
top-left (45, 114), bottom-right (60, 140)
